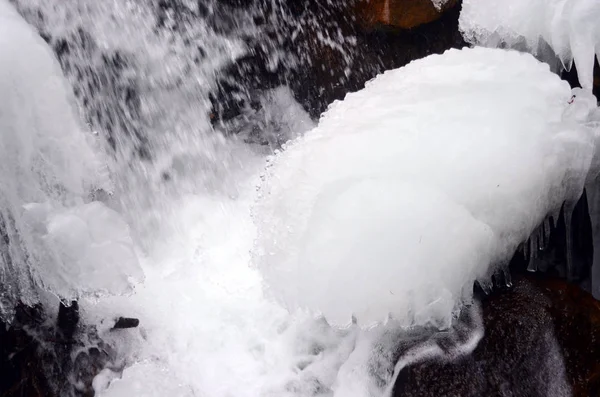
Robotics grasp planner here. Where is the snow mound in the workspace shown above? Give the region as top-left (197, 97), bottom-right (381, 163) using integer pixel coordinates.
top-left (460, 0), bottom-right (600, 90)
top-left (0, 0), bottom-right (141, 312)
top-left (254, 47), bottom-right (599, 327)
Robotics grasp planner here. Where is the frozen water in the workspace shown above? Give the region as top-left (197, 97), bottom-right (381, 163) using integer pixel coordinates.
top-left (0, 0), bottom-right (141, 313)
top-left (431, 0), bottom-right (453, 11)
top-left (22, 201), bottom-right (142, 298)
top-left (255, 47), bottom-right (599, 327)
top-left (460, 0), bottom-right (600, 90)
top-left (4, 0), bottom-right (600, 396)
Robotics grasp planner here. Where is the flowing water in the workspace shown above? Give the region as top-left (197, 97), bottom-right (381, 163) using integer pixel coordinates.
top-left (3, 0), bottom-right (600, 396)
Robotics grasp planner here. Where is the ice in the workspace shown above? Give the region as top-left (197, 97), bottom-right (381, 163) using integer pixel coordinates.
top-left (22, 202), bottom-right (142, 298)
top-left (255, 47), bottom-right (599, 327)
top-left (0, 0), bottom-right (141, 313)
top-left (6, 0), bottom-right (600, 394)
top-left (459, 0), bottom-right (600, 90)
top-left (431, 0), bottom-right (452, 11)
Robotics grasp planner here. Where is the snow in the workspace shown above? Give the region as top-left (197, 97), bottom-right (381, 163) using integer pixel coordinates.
top-left (0, 0), bottom-right (141, 311)
top-left (459, 0), bottom-right (600, 90)
top-left (255, 47), bottom-right (599, 327)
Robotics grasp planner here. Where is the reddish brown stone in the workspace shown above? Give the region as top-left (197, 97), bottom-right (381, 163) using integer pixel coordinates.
top-left (355, 0), bottom-right (459, 30)
top-left (533, 277), bottom-right (600, 396)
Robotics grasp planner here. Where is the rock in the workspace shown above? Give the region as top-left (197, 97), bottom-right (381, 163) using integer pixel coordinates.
top-left (113, 317), bottom-right (140, 329)
top-left (534, 277), bottom-right (600, 396)
top-left (354, 0), bottom-right (459, 30)
top-left (392, 276), bottom-right (600, 396)
top-left (0, 302), bottom-right (121, 397)
top-left (57, 300), bottom-right (80, 341)
top-left (210, 0), bottom-right (465, 128)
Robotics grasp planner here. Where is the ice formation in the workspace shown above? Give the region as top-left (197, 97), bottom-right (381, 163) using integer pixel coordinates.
top-left (255, 47), bottom-right (600, 327)
top-left (5, 0), bottom-right (600, 394)
top-left (431, 0), bottom-right (452, 11)
top-left (0, 0), bottom-right (141, 313)
top-left (459, 0), bottom-right (600, 90)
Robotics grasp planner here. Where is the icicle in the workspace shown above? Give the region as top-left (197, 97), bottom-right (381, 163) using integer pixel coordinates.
top-left (551, 208), bottom-right (561, 228)
top-left (493, 266), bottom-right (511, 289)
top-left (535, 225), bottom-right (545, 251)
top-left (523, 237), bottom-right (530, 259)
top-left (479, 280), bottom-right (492, 295)
top-left (543, 217), bottom-right (552, 246)
top-left (527, 237), bottom-right (538, 272)
top-left (502, 268), bottom-right (513, 288)
top-left (564, 201), bottom-right (576, 280)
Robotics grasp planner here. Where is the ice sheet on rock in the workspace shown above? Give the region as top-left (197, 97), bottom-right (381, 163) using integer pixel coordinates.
top-left (22, 202), bottom-right (142, 298)
top-left (459, 0), bottom-right (600, 90)
top-left (0, 0), bottom-right (141, 312)
top-left (254, 47), bottom-right (598, 327)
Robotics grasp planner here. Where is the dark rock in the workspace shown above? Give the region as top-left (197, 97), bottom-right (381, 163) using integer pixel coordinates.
top-left (533, 277), bottom-right (600, 396)
top-left (51, 28), bottom-right (149, 158)
top-left (57, 300), bottom-right (79, 342)
top-left (113, 317), bottom-right (140, 329)
top-left (0, 302), bottom-right (120, 397)
top-left (393, 276), bottom-right (600, 396)
top-left (354, 0), bottom-right (459, 30)
top-left (210, 0), bottom-right (466, 129)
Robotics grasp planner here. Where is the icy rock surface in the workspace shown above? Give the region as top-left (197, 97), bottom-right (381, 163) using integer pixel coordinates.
top-left (255, 47), bottom-right (599, 327)
top-left (0, 0), bottom-right (141, 312)
top-left (459, 0), bottom-right (600, 90)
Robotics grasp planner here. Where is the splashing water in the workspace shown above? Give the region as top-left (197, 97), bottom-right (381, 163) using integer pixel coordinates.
top-left (2, 0), bottom-right (600, 396)
top-left (4, 0), bottom-right (363, 396)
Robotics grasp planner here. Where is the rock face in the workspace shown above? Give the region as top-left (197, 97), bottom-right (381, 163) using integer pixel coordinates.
top-left (210, 0), bottom-right (466, 129)
top-left (392, 276), bottom-right (600, 396)
top-left (536, 278), bottom-right (600, 396)
top-left (0, 303), bottom-right (119, 397)
top-left (354, 0), bottom-right (459, 30)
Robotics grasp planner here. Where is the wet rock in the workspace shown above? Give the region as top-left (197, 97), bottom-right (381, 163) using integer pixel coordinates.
top-left (534, 277), bottom-right (600, 396)
top-left (57, 300), bottom-right (80, 341)
top-left (113, 317), bottom-right (140, 329)
top-left (210, 0), bottom-right (466, 130)
top-left (0, 303), bottom-right (120, 397)
top-left (50, 28), bottom-right (149, 158)
top-left (354, 0), bottom-right (459, 30)
top-left (392, 276), bottom-right (600, 396)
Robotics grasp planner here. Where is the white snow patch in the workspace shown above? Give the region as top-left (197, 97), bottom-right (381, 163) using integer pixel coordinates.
top-left (459, 0), bottom-right (600, 90)
top-left (254, 47), bottom-right (599, 327)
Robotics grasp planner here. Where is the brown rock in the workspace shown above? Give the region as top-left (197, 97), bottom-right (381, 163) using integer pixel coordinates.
top-left (355, 0), bottom-right (459, 30)
top-left (392, 276), bottom-right (600, 396)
